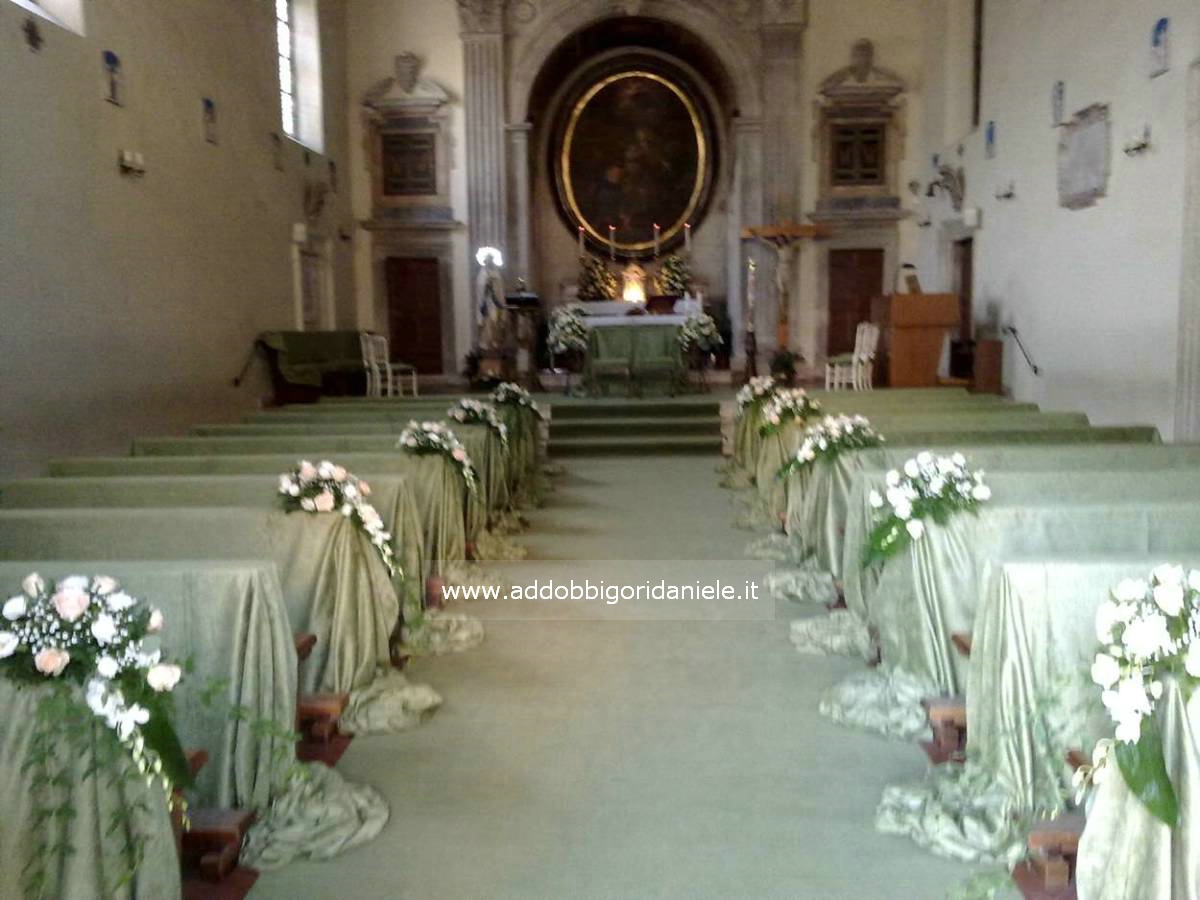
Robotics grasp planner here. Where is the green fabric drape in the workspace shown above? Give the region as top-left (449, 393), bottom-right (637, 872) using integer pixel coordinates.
top-left (0, 508), bottom-right (397, 696)
top-left (860, 478), bottom-right (1200, 696)
top-left (41, 456), bottom-right (467, 578)
top-left (876, 556), bottom-right (1200, 874)
top-left (0, 560), bottom-right (295, 813)
top-left (0, 682), bottom-right (182, 900)
top-left (1077, 680), bottom-right (1200, 900)
top-left (793, 434), bottom-right (1172, 584)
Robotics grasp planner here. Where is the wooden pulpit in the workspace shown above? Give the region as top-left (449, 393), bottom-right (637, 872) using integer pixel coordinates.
top-left (871, 293), bottom-right (960, 387)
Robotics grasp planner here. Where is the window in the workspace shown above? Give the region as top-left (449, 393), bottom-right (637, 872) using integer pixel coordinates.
top-left (274, 0), bottom-right (324, 151)
top-left (7, 0), bottom-right (85, 34)
top-left (275, 0), bottom-right (296, 138)
top-left (830, 123), bottom-right (886, 187)
top-left (971, 0), bottom-right (984, 128)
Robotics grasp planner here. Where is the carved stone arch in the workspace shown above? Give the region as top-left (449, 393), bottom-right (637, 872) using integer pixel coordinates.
top-left (507, 0), bottom-right (763, 124)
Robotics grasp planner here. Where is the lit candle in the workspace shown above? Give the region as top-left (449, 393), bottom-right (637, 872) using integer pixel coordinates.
top-left (684, 222), bottom-right (692, 255)
top-left (608, 225), bottom-right (616, 260)
top-left (577, 225), bottom-right (584, 256)
top-left (653, 223), bottom-right (661, 258)
top-left (746, 258), bottom-right (757, 332)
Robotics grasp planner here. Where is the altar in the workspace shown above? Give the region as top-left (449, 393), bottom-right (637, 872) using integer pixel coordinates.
top-left (582, 314), bottom-right (685, 395)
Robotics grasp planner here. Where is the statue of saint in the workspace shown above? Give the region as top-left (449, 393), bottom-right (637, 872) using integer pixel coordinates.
top-left (475, 248), bottom-right (508, 351)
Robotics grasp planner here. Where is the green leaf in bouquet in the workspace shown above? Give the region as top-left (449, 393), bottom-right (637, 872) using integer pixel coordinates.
top-left (141, 695), bottom-right (193, 790)
top-left (1115, 719), bottom-right (1178, 827)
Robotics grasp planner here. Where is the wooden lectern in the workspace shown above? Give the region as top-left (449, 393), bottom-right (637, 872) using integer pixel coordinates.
top-left (871, 293), bottom-right (960, 387)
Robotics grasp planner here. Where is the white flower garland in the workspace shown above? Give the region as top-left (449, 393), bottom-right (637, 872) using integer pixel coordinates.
top-left (278, 460), bottom-right (399, 577)
top-left (677, 313), bottom-right (723, 353)
top-left (734, 375), bottom-right (776, 418)
top-left (779, 414), bottom-right (884, 479)
top-left (447, 398), bottom-right (509, 452)
top-left (1076, 565), bottom-right (1200, 824)
top-left (1, 573), bottom-right (187, 792)
top-left (491, 381), bottom-right (545, 420)
top-left (398, 421), bottom-right (479, 495)
top-left (758, 388), bottom-right (823, 437)
top-left (547, 304), bottom-right (590, 355)
top-left (863, 451), bottom-right (991, 566)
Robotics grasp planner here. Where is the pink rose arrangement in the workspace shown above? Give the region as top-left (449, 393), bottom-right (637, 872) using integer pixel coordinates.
top-left (1, 573), bottom-right (191, 794)
top-left (278, 459), bottom-right (399, 577)
top-left (397, 421), bottom-right (479, 495)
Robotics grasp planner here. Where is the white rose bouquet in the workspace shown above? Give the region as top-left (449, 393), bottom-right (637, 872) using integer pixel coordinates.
top-left (779, 414), bottom-right (884, 479)
top-left (398, 420), bottom-right (479, 495)
top-left (677, 313), bottom-right (723, 353)
top-left (491, 381), bottom-right (545, 420)
top-left (447, 398), bottom-right (509, 452)
top-left (0, 573), bottom-right (191, 793)
top-left (757, 388), bottom-right (823, 437)
top-left (279, 460), bottom-right (399, 577)
top-left (547, 303), bottom-right (590, 355)
top-left (1078, 565), bottom-right (1200, 825)
top-left (862, 451), bottom-right (991, 567)
top-left (734, 375), bottom-right (776, 419)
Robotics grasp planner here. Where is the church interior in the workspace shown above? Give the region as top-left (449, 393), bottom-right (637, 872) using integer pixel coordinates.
top-left (1, 1), bottom-right (1199, 898)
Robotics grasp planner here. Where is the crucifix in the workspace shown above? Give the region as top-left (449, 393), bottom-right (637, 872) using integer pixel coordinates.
top-left (740, 221), bottom-right (828, 375)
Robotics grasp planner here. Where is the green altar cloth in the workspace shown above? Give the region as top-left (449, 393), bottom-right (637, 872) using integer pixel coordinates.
top-left (0, 681), bottom-right (182, 900)
top-left (792, 429), bottom-right (1165, 577)
top-left (584, 323), bottom-right (682, 393)
top-left (876, 555), bottom-right (1200, 877)
top-left (0, 559), bottom-right (294, 813)
top-left (0, 508), bottom-right (397, 697)
top-left (43, 455), bottom-right (468, 578)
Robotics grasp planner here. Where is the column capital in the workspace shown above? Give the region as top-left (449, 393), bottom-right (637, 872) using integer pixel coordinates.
top-left (456, 0), bottom-right (505, 34)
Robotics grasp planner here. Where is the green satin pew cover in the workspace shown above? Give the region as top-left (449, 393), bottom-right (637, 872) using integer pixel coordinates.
top-left (0, 559), bottom-right (295, 813)
top-left (752, 410), bottom-right (1089, 524)
top-left (878, 556), bottom-right (1200, 875)
top-left (41, 455), bottom-right (468, 578)
top-left (862, 488), bottom-right (1200, 697)
top-left (0, 509), bottom-right (396, 697)
top-left (793, 428), bottom-right (1164, 576)
top-left (0, 681), bottom-right (182, 900)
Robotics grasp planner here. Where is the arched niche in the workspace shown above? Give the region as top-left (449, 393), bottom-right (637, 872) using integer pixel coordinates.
top-left (517, 16), bottom-right (741, 306)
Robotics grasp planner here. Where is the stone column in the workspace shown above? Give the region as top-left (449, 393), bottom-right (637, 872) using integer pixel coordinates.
top-left (728, 116), bottom-right (765, 373)
top-left (1176, 62), bottom-right (1200, 440)
top-left (460, 22), bottom-right (507, 262)
top-left (506, 122), bottom-right (532, 284)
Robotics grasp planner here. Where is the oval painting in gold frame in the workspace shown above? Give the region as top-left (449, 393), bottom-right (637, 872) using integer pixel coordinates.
top-left (557, 70), bottom-right (712, 258)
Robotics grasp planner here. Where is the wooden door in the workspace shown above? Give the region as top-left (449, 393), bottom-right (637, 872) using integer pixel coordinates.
top-left (953, 238), bottom-right (974, 340)
top-left (827, 248), bottom-right (884, 356)
top-left (385, 257), bottom-right (442, 374)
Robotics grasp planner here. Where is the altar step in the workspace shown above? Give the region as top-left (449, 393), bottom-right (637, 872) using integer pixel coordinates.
top-left (546, 399), bottom-right (722, 455)
top-left (550, 416), bottom-right (719, 438)
top-left (550, 400), bottom-right (720, 419)
top-left (551, 434), bottom-right (721, 456)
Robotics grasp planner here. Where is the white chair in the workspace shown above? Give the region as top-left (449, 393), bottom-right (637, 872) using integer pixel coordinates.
top-left (824, 322), bottom-right (880, 391)
top-left (360, 333), bottom-right (418, 397)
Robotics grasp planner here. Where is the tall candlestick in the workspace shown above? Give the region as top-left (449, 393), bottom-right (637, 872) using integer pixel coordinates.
top-left (653, 223), bottom-right (661, 258)
top-left (684, 222), bottom-right (692, 255)
top-left (608, 225), bottom-right (616, 261)
top-left (577, 225), bottom-right (584, 256)
top-left (746, 258), bottom-right (757, 333)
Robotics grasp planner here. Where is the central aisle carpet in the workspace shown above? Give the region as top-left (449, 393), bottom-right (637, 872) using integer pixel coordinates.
top-left (253, 457), bottom-right (972, 899)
